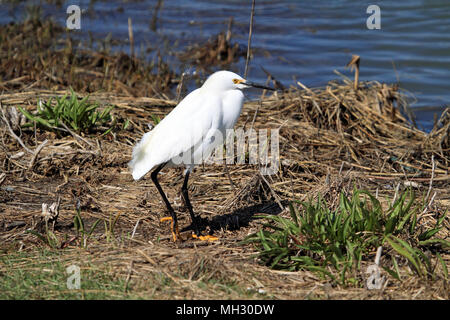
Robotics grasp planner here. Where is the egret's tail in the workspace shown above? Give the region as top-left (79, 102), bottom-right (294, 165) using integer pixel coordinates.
top-left (128, 131), bottom-right (155, 180)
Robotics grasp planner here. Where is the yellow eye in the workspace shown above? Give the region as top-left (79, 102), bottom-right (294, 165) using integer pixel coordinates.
top-left (232, 78), bottom-right (240, 84)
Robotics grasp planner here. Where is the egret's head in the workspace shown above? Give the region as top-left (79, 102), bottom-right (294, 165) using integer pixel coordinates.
top-left (232, 77), bottom-right (251, 90)
top-left (203, 70), bottom-right (274, 92)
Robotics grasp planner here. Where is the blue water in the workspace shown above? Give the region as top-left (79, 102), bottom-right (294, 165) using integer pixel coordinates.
top-left (1, 0), bottom-right (449, 131)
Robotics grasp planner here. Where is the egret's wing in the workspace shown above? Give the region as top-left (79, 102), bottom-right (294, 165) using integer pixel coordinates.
top-left (129, 88), bottom-right (222, 180)
top-left (190, 89), bottom-right (245, 165)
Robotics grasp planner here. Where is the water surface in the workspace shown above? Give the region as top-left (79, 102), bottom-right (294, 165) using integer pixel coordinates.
top-left (1, 0), bottom-right (449, 131)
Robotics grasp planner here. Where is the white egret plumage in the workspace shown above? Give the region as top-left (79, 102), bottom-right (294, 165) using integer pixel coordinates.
top-left (129, 70), bottom-right (274, 241)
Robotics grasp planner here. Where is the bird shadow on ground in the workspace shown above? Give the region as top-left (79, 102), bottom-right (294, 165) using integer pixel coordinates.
top-left (180, 200), bottom-right (288, 235)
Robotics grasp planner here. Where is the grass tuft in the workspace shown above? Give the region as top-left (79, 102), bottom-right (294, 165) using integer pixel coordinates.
top-left (18, 88), bottom-right (114, 134)
top-left (245, 188), bottom-right (449, 285)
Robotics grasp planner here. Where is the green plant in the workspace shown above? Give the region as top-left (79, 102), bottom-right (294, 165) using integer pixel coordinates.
top-left (104, 212), bottom-right (121, 243)
top-left (73, 208), bottom-right (101, 248)
top-left (150, 114), bottom-right (161, 125)
top-left (18, 88), bottom-right (114, 134)
top-left (245, 188), bottom-right (449, 285)
top-left (122, 118), bottom-right (130, 130)
top-left (26, 227), bottom-right (60, 249)
top-left (0, 249), bottom-right (131, 299)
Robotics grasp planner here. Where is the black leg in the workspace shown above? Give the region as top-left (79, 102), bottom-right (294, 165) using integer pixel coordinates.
top-left (151, 163), bottom-right (179, 238)
top-left (181, 169), bottom-right (201, 235)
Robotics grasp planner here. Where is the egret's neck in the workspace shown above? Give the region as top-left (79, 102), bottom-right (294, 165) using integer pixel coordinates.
top-left (221, 89), bottom-right (244, 129)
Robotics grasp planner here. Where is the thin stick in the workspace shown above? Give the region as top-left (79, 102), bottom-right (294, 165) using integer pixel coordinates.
top-left (175, 72), bottom-right (185, 103)
top-left (354, 62), bottom-right (359, 90)
top-left (60, 122), bottom-right (95, 149)
top-left (339, 161), bottom-right (345, 175)
top-left (224, 161), bottom-right (237, 192)
top-left (1, 104), bottom-right (33, 154)
top-left (128, 17), bottom-right (134, 58)
top-left (421, 191), bottom-right (437, 216)
top-left (250, 101), bottom-right (260, 131)
top-left (226, 17), bottom-right (233, 42)
top-left (244, 0), bottom-right (255, 79)
top-left (391, 182), bottom-right (400, 206)
top-left (425, 155), bottom-right (435, 201)
top-left (150, 0), bottom-right (164, 32)
top-left (259, 173), bottom-right (284, 211)
top-left (346, 55), bottom-right (360, 91)
top-left (29, 138), bottom-right (48, 169)
top-left (124, 260), bottom-right (134, 293)
top-left (131, 219), bottom-right (140, 239)
top-left (375, 246), bottom-right (382, 266)
top-left (136, 249), bottom-right (157, 265)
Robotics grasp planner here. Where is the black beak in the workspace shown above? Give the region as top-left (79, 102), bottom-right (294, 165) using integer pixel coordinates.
top-left (244, 81), bottom-right (275, 91)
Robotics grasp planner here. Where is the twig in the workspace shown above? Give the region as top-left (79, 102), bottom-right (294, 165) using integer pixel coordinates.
top-left (176, 72), bottom-right (185, 103)
top-left (5, 221), bottom-right (26, 230)
top-left (124, 260), bottom-right (134, 293)
top-left (0, 173), bottom-right (6, 185)
top-left (244, 0), bottom-right (255, 78)
top-left (224, 161), bottom-right (237, 192)
top-left (346, 55), bottom-right (360, 90)
top-left (374, 246), bottom-right (382, 266)
top-left (259, 173), bottom-right (284, 211)
top-left (261, 66), bottom-right (285, 90)
top-left (29, 139), bottom-right (48, 169)
top-left (250, 101), bottom-right (260, 131)
top-left (260, 74), bottom-right (271, 100)
top-left (128, 18), bottom-right (134, 58)
top-left (136, 249), bottom-right (157, 265)
top-left (425, 155), bottom-right (435, 202)
top-left (304, 284), bottom-right (318, 299)
top-left (150, 0), bottom-right (164, 31)
top-left (1, 104), bottom-right (33, 154)
top-left (339, 161), bottom-right (345, 175)
top-left (60, 122), bottom-right (95, 149)
top-left (391, 182), bottom-right (400, 206)
top-left (131, 219), bottom-right (140, 239)
top-left (421, 191), bottom-right (437, 216)
top-left (226, 17), bottom-right (233, 42)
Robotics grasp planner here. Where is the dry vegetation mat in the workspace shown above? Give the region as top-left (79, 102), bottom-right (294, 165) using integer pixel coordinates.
top-left (0, 19), bottom-right (176, 97)
top-left (0, 17), bottom-right (449, 300)
top-left (1, 79), bottom-right (448, 299)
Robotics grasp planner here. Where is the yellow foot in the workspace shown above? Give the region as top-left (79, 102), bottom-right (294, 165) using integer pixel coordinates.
top-left (192, 234), bottom-right (219, 242)
top-left (160, 217), bottom-right (182, 242)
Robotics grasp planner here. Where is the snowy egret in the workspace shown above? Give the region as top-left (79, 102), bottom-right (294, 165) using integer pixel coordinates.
top-left (129, 70), bottom-right (274, 241)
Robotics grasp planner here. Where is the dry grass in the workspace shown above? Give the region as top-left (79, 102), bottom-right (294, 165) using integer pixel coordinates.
top-left (0, 78), bottom-right (449, 299)
top-left (0, 19), bottom-right (176, 97)
top-left (178, 18), bottom-right (245, 70)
